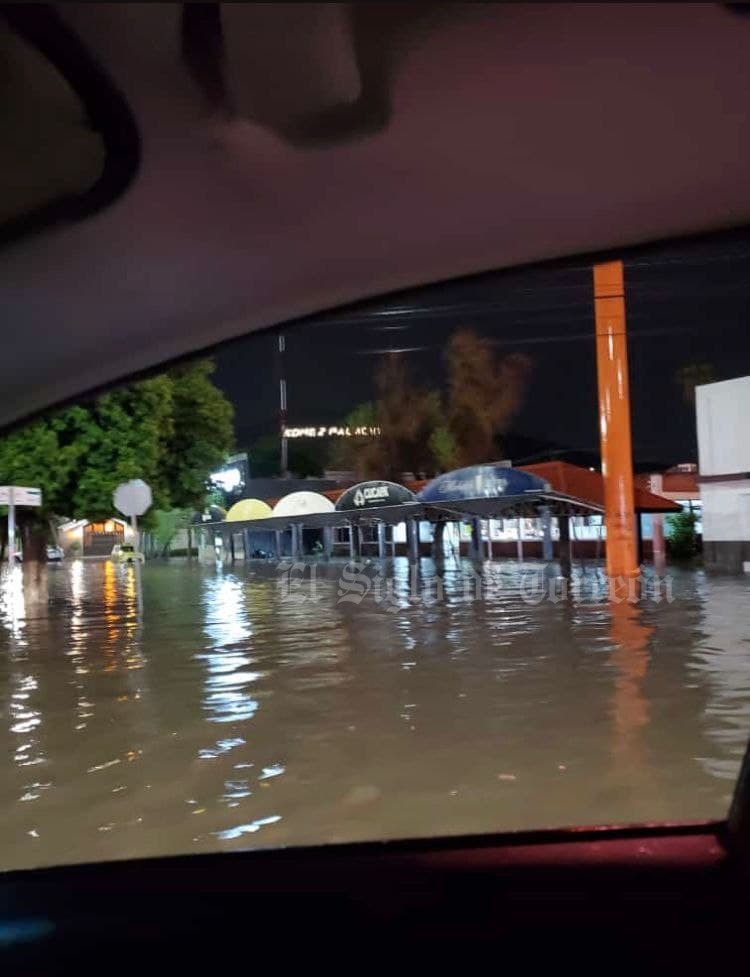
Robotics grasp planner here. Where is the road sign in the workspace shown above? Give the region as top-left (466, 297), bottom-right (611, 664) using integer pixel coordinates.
top-left (0, 486), bottom-right (42, 506)
top-left (113, 480), bottom-right (152, 518)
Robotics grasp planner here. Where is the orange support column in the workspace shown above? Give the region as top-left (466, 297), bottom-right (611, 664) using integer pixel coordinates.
top-left (594, 260), bottom-right (638, 580)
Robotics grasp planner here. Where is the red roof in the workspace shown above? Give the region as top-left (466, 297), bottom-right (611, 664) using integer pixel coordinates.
top-left (521, 461), bottom-right (680, 513)
top-left (634, 472), bottom-right (698, 495)
top-left (315, 462), bottom-right (679, 514)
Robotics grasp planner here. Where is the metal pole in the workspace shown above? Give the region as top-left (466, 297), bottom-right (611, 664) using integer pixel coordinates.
top-left (516, 517), bottom-right (523, 561)
top-left (278, 334), bottom-right (288, 475)
top-left (487, 520), bottom-right (493, 560)
top-left (348, 523), bottom-right (356, 559)
top-left (594, 260), bottom-right (638, 579)
top-left (377, 522), bottom-right (386, 559)
top-left (7, 487), bottom-right (15, 566)
top-left (132, 513), bottom-right (143, 616)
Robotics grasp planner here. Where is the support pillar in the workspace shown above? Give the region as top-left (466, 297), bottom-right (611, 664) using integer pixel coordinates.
top-left (377, 522), bottom-right (387, 559)
top-left (516, 517), bottom-right (523, 561)
top-left (559, 516), bottom-right (571, 577)
top-left (652, 515), bottom-right (666, 575)
top-left (275, 530), bottom-right (282, 559)
top-left (636, 514), bottom-right (644, 568)
top-left (470, 517), bottom-right (483, 560)
top-left (541, 506), bottom-right (553, 562)
top-left (323, 526), bottom-right (332, 559)
top-left (407, 519), bottom-right (419, 564)
top-left (594, 260), bottom-right (638, 579)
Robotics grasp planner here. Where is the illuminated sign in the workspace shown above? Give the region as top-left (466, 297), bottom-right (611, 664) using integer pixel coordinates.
top-left (282, 425), bottom-right (380, 439)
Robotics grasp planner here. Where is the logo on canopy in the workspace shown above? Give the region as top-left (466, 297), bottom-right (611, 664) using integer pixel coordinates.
top-left (336, 480), bottom-right (417, 511)
top-left (418, 464), bottom-right (547, 503)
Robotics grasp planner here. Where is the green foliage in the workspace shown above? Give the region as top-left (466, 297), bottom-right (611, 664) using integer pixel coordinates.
top-left (0, 358), bottom-right (235, 533)
top-left (205, 485), bottom-right (227, 509)
top-left (331, 331), bottom-right (532, 479)
top-left (428, 425), bottom-right (458, 471)
top-left (163, 360), bottom-right (235, 511)
top-left (666, 509), bottom-right (699, 560)
top-left (153, 508), bottom-right (192, 555)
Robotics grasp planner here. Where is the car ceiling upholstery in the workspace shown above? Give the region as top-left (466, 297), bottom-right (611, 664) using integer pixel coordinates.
top-left (1, 1), bottom-right (750, 429)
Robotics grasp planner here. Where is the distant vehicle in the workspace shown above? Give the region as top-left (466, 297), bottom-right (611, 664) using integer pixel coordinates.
top-left (46, 545), bottom-right (64, 562)
top-left (111, 542), bottom-right (144, 564)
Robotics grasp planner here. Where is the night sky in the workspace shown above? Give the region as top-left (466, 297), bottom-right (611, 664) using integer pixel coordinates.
top-left (214, 230), bottom-right (750, 468)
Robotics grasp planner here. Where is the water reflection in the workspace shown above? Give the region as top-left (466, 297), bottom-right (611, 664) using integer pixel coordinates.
top-left (0, 559), bottom-right (748, 871)
top-left (609, 598), bottom-right (652, 761)
top-left (198, 574), bottom-right (261, 723)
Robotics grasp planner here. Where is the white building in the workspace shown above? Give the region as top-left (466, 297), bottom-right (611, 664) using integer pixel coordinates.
top-left (696, 376), bottom-right (750, 572)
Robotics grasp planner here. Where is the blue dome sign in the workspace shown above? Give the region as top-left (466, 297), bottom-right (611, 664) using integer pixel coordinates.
top-left (418, 464), bottom-right (548, 503)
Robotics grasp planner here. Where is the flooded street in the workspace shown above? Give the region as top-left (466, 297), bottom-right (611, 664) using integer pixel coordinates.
top-left (1, 558), bottom-right (749, 872)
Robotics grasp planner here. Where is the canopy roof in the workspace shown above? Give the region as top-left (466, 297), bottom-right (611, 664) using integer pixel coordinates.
top-left (272, 491), bottom-right (335, 518)
top-left (2, 4), bottom-right (750, 428)
top-left (225, 499), bottom-right (272, 522)
top-left (523, 462), bottom-right (681, 514)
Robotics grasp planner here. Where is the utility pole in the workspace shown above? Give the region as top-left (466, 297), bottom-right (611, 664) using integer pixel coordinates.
top-left (7, 486), bottom-right (14, 566)
top-left (278, 333), bottom-right (288, 476)
top-left (593, 260), bottom-right (638, 581)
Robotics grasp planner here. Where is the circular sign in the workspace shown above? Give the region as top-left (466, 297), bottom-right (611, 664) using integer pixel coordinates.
top-left (113, 479), bottom-right (153, 517)
top-left (335, 480), bottom-right (417, 511)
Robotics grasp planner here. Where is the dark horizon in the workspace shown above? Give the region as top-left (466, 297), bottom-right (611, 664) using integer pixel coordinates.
top-left (214, 231), bottom-right (750, 469)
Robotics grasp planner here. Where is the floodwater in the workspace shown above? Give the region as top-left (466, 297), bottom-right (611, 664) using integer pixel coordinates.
top-left (1, 557), bottom-right (749, 872)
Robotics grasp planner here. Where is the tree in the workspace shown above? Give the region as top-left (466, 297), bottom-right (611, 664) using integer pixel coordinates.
top-left (153, 508), bottom-right (193, 557)
top-left (333, 330), bottom-right (532, 479)
top-left (445, 329), bottom-right (532, 467)
top-left (163, 360), bottom-right (235, 511)
top-left (676, 361), bottom-right (716, 406)
top-left (0, 357), bottom-right (235, 560)
top-left (68, 376), bottom-right (175, 520)
top-left (666, 509), bottom-right (699, 560)
top-left (334, 356), bottom-right (445, 480)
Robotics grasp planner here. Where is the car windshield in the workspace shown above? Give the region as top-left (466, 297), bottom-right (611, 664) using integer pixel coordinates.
top-left (1, 231), bottom-right (750, 871)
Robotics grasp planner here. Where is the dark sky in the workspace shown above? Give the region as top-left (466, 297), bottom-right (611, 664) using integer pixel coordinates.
top-left (214, 230), bottom-right (750, 467)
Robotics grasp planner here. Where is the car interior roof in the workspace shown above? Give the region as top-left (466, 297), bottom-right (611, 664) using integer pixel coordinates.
top-left (2, 2), bottom-right (750, 429)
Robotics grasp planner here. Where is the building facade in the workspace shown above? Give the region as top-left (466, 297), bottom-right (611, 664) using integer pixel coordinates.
top-left (696, 376), bottom-right (750, 572)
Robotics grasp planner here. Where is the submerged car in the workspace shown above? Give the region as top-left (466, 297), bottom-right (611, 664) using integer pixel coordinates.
top-left (46, 544), bottom-right (64, 562)
top-left (111, 542), bottom-right (144, 564)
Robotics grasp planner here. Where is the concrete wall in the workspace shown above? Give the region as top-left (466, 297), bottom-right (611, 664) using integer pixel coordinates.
top-left (700, 480), bottom-right (750, 571)
top-left (696, 376), bottom-right (750, 477)
top-left (696, 376), bottom-right (750, 571)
